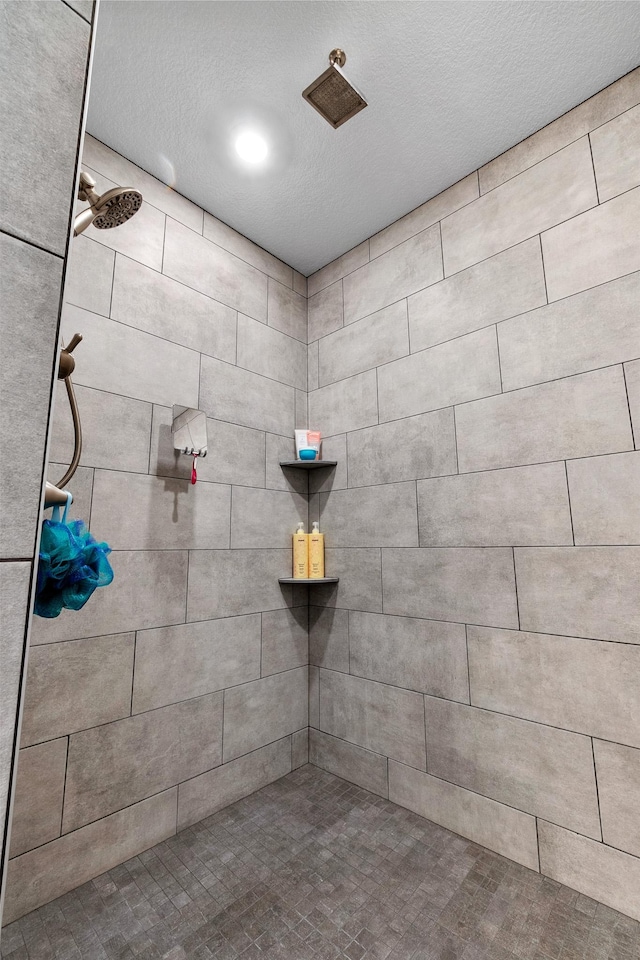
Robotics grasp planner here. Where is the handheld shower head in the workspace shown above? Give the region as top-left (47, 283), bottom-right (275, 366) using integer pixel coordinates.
top-left (74, 171), bottom-right (142, 236)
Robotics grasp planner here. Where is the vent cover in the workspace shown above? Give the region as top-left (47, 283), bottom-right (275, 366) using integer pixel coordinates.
top-left (302, 49), bottom-right (367, 129)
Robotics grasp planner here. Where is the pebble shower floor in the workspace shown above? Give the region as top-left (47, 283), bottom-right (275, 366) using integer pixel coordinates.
top-left (2, 766), bottom-right (639, 960)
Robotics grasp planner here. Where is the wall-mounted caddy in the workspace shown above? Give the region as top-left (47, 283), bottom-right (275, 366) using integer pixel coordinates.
top-left (278, 460), bottom-right (339, 585)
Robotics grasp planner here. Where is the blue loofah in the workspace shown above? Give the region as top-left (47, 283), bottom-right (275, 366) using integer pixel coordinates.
top-left (35, 504), bottom-right (114, 618)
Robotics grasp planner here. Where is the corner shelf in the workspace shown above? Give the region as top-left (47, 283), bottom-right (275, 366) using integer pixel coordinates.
top-left (279, 460), bottom-right (337, 470)
top-left (278, 577), bottom-right (339, 585)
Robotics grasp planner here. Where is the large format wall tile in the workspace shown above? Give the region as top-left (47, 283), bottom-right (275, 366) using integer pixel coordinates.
top-left (593, 740), bottom-right (640, 858)
top-left (292, 728), bottom-right (308, 768)
top-left (320, 671), bottom-right (426, 769)
top-left (442, 138), bottom-right (597, 275)
top-left (308, 240), bottom-right (369, 298)
top-left (230, 487), bottom-right (307, 549)
top-left (312, 549), bottom-right (383, 613)
top-left (478, 68), bottom-right (640, 193)
top-left (516, 546), bottom-right (640, 644)
top-left (21, 634), bottom-right (134, 747)
top-left (9, 739), bottom-right (67, 858)
top-left (409, 238), bottom-right (546, 352)
top-left (309, 667), bottom-right (320, 727)
top-left (468, 627), bottom-right (640, 748)
top-left (200, 355), bottom-right (294, 436)
top-left (417, 462), bottom-right (572, 546)
top-left (4, 790), bottom-right (177, 925)
top-left (318, 301), bottom-right (409, 386)
top-left (349, 612), bottom-right (468, 702)
top-left (163, 218), bottom-right (268, 320)
top-left (347, 410), bottom-right (456, 487)
top-left (222, 668), bottom-right (307, 761)
top-left (150, 407), bottom-right (266, 488)
top-left (309, 606), bottom-right (349, 673)
top-left (203, 212), bottom-right (293, 287)
top-left (308, 370), bottom-right (379, 436)
top-left (456, 366), bottom-right (633, 472)
top-left (382, 548), bottom-right (518, 628)
top-left (50, 383), bottom-right (152, 475)
top-left (370, 173), bottom-right (478, 260)
top-left (84, 135), bottom-right (203, 234)
top-left (266, 279), bottom-right (307, 342)
top-left (178, 738), bottom-right (292, 830)
top-left (1, 235), bottom-right (61, 559)
top-left (343, 226), bottom-right (442, 324)
top-left (308, 280), bottom-right (344, 342)
top-left (64, 236), bottom-right (114, 317)
top-left (425, 697), bottom-right (601, 838)
top-left (590, 104), bottom-right (640, 202)
top-left (61, 305), bottom-right (200, 408)
top-left (91, 471), bottom-right (231, 550)
top-left (389, 761), bottom-right (539, 871)
top-left (319, 483), bottom-right (419, 547)
top-left (309, 729), bottom-right (388, 797)
top-left (111, 254), bottom-right (237, 362)
top-left (187, 549), bottom-right (292, 620)
top-left (265, 433), bottom-right (307, 494)
top-left (261, 608), bottom-right (308, 676)
top-left (538, 820), bottom-right (640, 923)
top-left (132, 615), bottom-right (261, 713)
top-left (237, 313), bottom-right (307, 390)
top-left (542, 187), bottom-right (640, 302)
top-left (63, 693), bottom-right (222, 831)
top-left (567, 451), bottom-right (640, 545)
top-left (378, 327), bottom-right (501, 423)
top-left (1, 2), bottom-right (89, 254)
top-left (498, 272), bottom-right (640, 391)
top-left (30, 551), bottom-right (188, 644)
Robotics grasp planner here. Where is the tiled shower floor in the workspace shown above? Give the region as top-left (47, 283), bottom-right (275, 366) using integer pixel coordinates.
top-left (2, 766), bottom-right (639, 960)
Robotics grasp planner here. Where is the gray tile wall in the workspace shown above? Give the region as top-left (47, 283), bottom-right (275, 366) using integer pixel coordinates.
top-left (6, 133), bottom-right (308, 923)
top-left (307, 69), bottom-right (640, 922)
top-left (0, 0), bottom-right (93, 926)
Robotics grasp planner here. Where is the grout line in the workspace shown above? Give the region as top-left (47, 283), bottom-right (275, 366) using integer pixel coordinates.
top-left (564, 461), bottom-right (576, 546)
top-left (160, 215), bottom-right (167, 273)
top-left (423, 694), bottom-right (429, 774)
top-left (587, 133), bottom-right (601, 205)
top-left (452, 405), bottom-right (460, 475)
top-left (130, 635), bottom-right (137, 716)
top-left (622, 363), bottom-right (637, 450)
top-left (0, 226), bottom-right (65, 260)
top-left (494, 324), bottom-right (503, 393)
top-left (464, 624), bottom-right (471, 705)
top-left (591, 737), bottom-right (604, 842)
top-left (512, 547), bottom-right (521, 631)
top-left (58, 737), bottom-right (70, 839)
top-left (538, 234), bottom-right (549, 304)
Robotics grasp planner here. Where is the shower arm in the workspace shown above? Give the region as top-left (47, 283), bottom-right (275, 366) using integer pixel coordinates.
top-left (44, 335), bottom-right (83, 507)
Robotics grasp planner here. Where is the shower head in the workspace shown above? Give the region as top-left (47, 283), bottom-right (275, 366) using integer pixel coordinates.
top-left (73, 171), bottom-right (142, 236)
top-left (302, 49), bottom-right (367, 129)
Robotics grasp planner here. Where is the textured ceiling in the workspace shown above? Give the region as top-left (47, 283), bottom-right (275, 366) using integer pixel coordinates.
top-left (88, 1), bottom-right (640, 275)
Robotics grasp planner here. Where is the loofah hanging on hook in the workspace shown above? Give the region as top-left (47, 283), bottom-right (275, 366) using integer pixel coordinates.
top-left (35, 500), bottom-right (114, 618)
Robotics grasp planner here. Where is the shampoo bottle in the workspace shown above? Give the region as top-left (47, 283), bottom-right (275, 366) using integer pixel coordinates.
top-left (293, 522), bottom-right (309, 579)
top-left (309, 521), bottom-right (325, 579)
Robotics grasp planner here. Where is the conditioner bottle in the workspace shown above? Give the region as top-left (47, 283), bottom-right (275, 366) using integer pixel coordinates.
top-left (309, 521), bottom-right (325, 579)
top-left (293, 522), bottom-right (309, 579)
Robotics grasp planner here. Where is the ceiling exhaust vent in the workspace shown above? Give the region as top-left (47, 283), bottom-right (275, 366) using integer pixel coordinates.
top-left (302, 49), bottom-right (367, 129)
